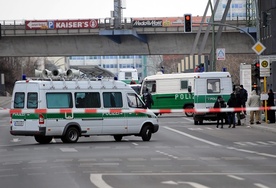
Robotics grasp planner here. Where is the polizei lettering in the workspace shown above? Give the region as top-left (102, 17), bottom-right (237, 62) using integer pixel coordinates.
top-left (175, 93), bottom-right (194, 100)
top-left (133, 20), bottom-right (163, 27)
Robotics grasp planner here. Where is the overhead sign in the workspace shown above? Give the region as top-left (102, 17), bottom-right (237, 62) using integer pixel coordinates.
top-left (132, 20), bottom-right (163, 27)
top-left (259, 58), bottom-right (271, 77)
top-left (252, 41), bottom-right (266, 55)
top-left (216, 48), bottom-right (225, 60)
top-left (25, 19), bottom-right (98, 30)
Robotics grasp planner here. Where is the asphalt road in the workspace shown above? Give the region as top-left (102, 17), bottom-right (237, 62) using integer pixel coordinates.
top-left (1, 110), bottom-right (276, 188)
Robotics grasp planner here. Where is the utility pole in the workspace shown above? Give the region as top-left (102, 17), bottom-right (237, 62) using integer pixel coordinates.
top-left (113, 0), bottom-right (122, 29)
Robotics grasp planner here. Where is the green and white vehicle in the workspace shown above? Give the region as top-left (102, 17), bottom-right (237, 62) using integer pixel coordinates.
top-left (140, 72), bottom-right (233, 121)
top-left (140, 72), bottom-right (196, 117)
top-left (192, 71), bottom-right (232, 125)
top-left (10, 76), bottom-right (159, 144)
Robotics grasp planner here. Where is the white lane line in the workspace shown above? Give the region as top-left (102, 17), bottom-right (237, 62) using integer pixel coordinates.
top-left (227, 175), bottom-right (244, 180)
top-left (254, 183), bottom-right (270, 188)
top-left (60, 148), bottom-right (78, 152)
top-left (227, 147), bottom-right (276, 158)
top-left (164, 126), bottom-right (221, 147)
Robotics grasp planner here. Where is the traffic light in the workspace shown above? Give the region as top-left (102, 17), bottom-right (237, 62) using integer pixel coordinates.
top-left (262, 12), bottom-right (268, 28)
top-left (184, 14), bottom-right (192, 33)
top-left (254, 62), bottom-right (260, 78)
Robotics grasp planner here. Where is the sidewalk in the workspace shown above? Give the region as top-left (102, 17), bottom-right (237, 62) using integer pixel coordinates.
top-left (0, 96), bottom-right (276, 133)
top-left (0, 96), bottom-right (12, 108)
top-left (242, 114), bottom-right (276, 133)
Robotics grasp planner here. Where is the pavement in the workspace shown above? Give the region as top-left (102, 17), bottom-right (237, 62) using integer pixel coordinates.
top-left (1, 96), bottom-right (276, 133)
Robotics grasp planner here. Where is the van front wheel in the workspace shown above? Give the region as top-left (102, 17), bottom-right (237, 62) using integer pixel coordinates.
top-left (141, 125), bottom-right (152, 141)
top-left (34, 135), bottom-right (53, 144)
top-left (184, 105), bottom-right (194, 117)
top-left (62, 127), bottom-right (79, 143)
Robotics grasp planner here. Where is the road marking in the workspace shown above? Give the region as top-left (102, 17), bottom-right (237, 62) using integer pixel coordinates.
top-left (227, 147), bottom-right (276, 158)
top-left (254, 183), bottom-right (270, 188)
top-left (156, 150), bottom-right (178, 159)
top-left (60, 148), bottom-right (78, 152)
top-left (227, 175), bottom-right (244, 180)
top-left (90, 174), bottom-right (113, 188)
top-left (164, 126), bottom-right (221, 147)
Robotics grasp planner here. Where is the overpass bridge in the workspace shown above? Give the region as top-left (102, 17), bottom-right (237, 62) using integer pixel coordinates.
top-left (0, 18), bottom-right (256, 57)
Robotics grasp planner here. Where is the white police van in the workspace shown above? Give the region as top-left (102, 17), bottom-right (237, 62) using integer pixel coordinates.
top-left (10, 70), bottom-right (159, 144)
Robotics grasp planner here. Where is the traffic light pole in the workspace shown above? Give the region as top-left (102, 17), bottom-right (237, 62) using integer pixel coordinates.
top-left (264, 76), bottom-right (268, 123)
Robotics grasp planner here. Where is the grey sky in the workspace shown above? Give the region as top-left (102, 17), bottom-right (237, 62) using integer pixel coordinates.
top-left (1, 0), bottom-right (211, 20)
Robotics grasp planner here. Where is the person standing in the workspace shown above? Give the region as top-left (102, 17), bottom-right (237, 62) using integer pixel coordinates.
top-left (267, 89), bottom-right (275, 123)
top-left (142, 88), bottom-right (154, 109)
top-left (248, 90), bottom-right (261, 125)
top-left (227, 93), bottom-right (237, 128)
top-left (235, 89), bottom-right (243, 125)
top-left (214, 96), bottom-right (226, 128)
top-left (239, 85), bottom-right (248, 115)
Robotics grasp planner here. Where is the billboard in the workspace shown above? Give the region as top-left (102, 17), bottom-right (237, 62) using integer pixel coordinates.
top-left (25, 19), bottom-right (98, 30)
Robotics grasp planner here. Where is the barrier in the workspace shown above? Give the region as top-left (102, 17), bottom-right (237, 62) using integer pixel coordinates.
top-left (2, 106), bottom-right (276, 115)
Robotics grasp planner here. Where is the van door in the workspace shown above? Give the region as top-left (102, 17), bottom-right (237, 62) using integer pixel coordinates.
top-left (194, 78), bottom-right (207, 109)
top-left (25, 84), bottom-right (40, 132)
top-left (126, 93), bottom-right (146, 134)
top-left (12, 82), bottom-right (39, 133)
top-left (74, 92), bottom-right (103, 135)
top-left (45, 92), bottom-right (74, 136)
top-left (102, 92), bottom-right (127, 134)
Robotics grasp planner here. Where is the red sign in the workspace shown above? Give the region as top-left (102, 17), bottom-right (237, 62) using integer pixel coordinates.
top-left (25, 19), bottom-right (98, 30)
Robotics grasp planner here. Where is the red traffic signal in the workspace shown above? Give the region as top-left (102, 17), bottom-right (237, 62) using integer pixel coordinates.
top-left (184, 14), bottom-right (192, 33)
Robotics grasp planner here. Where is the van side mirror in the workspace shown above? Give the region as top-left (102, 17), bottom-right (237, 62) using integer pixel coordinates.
top-left (188, 86), bottom-right (192, 92)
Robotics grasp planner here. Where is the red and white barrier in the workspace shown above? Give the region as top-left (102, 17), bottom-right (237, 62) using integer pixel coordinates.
top-left (1, 106), bottom-right (276, 115)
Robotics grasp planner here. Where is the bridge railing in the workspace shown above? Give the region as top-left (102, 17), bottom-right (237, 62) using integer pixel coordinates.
top-left (0, 18), bottom-right (249, 37)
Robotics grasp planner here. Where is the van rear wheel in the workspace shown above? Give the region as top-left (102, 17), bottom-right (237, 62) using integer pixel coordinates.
top-left (114, 135), bottom-right (123, 141)
top-left (141, 125), bottom-right (152, 141)
top-left (34, 135), bottom-right (53, 144)
top-left (62, 127), bottom-right (79, 143)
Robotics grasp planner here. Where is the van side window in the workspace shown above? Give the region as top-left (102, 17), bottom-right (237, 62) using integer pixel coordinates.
top-left (180, 80), bottom-right (188, 89)
top-left (75, 92), bottom-right (100, 108)
top-left (207, 79), bottom-right (220, 93)
top-left (46, 93), bottom-right (73, 108)
top-left (103, 92), bottom-right (123, 108)
top-left (14, 92), bottom-right (25, 108)
top-left (27, 93), bottom-right (38, 109)
top-left (143, 81), bottom-right (156, 94)
top-left (127, 93), bottom-right (144, 108)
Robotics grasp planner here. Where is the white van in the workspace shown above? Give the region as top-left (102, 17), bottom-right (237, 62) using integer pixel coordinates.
top-left (193, 72), bottom-right (233, 125)
top-left (10, 79), bottom-right (159, 144)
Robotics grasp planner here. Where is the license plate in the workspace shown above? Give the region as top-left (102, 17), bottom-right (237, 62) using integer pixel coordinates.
top-left (14, 121), bottom-right (24, 126)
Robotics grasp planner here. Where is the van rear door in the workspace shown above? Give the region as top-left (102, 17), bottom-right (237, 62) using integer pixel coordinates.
top-left (25, 83), bottom-right (40, 132)
top-left (11, 82), bottom-right (39, 133)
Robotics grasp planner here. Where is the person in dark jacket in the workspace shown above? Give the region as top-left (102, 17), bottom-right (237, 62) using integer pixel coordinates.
top-left (235, 90), bottom-right (243, 125)
top-left (227, 93), bottom-right (238, 128)
top-left (239, 85), bottom-right (248, 115)
top-left (214, 96), bottom-right (226, 128)
top-left (142, 88), bottom-right (154, 109)
top-left (267, 89), bottom-right (275, 123)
